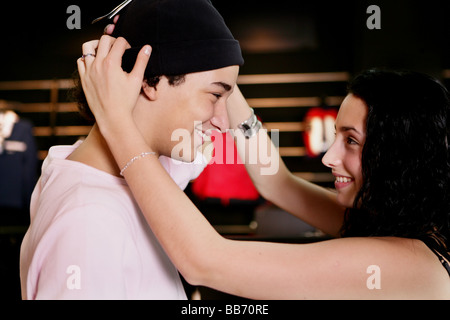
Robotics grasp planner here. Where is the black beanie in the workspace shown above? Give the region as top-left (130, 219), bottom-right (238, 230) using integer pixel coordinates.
top-left (111, 0), bottom-right (244, 76)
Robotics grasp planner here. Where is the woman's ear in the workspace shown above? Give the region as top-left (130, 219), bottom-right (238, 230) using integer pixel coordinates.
top-left (142, 80), bottom-right (158, 101)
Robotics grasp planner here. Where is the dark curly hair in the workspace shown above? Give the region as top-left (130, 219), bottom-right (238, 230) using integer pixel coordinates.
top-left (341, 69), bottom-right (450, 249)
top-left (70, 71), bottom-right (185, 122)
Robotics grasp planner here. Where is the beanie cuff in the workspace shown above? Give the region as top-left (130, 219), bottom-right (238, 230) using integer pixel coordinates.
top-left (122, 39), bottom-right (244, 76)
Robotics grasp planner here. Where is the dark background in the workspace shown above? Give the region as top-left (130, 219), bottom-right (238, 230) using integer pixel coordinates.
top-left (0, 0), bottom-right (448, 80)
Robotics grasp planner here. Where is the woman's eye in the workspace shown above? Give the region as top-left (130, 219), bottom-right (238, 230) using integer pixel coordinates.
top-left (346, 137), bottom-right (358, 145)
top-left (212, 93), bottom-right (222, 99)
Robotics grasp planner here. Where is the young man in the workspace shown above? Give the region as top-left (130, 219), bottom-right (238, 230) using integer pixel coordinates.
top-left (20, 0), bottom-right (243, 299)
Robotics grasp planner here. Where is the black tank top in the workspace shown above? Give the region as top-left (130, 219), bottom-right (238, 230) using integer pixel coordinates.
top-left (420, 236), bottom-right (450, 277)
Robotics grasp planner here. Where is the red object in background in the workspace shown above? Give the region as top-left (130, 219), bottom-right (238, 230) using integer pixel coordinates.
top-left (191, 130), bottom-right (260, 206)
top-left (302, 107), bottom-right (338, 158)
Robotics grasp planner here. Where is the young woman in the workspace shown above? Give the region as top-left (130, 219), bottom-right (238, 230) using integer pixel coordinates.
top-left (78, 36), bottom-right (450, 299)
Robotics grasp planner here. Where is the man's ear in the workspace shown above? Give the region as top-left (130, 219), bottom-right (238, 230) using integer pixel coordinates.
top-left (142, 80), bottom-right (158, 101)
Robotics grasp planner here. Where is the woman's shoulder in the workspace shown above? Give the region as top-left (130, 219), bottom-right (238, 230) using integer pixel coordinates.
top-left (317, 236), bottom-right (450, 299)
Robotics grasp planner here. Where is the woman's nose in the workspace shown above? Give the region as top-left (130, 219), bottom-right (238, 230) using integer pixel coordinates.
top-left (322, 141), bottom-right (342, 168)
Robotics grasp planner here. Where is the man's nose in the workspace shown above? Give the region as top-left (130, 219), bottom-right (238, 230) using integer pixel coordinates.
top-left (209, 101), bottom-right (230, 132)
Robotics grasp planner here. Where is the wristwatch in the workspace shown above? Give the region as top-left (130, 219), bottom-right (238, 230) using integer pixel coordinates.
top-left (237, 108), bottom-right (262, 139)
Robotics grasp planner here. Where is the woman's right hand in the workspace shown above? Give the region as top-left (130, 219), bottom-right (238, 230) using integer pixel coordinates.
top-left (77, 35), bottom-right (151, 137)
top-left (77, 36), bottom-right (155, 170)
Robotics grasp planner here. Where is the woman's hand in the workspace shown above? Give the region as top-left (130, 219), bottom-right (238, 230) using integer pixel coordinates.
top-left (77, 35), bottom-right (151, 136)
top-left (103, 15), bottom-right (120, 35)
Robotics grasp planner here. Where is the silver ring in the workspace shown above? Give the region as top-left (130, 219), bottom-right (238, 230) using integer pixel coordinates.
top-left (81, 53), bottom-right (96, 60)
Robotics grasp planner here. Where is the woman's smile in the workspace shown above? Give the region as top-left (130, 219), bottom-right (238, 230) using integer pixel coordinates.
top-left (333, 173), bottom-right (355, 190)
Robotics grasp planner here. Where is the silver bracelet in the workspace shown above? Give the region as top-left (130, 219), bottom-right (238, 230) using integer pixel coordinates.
top-left (237, 108), bottom-right (262, 139)
top-left (120, 152), bottom-right (156, 176)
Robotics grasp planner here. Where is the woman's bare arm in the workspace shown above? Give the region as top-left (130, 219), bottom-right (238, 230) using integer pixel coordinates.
top-left (227, 86), bottom-right (345, 236)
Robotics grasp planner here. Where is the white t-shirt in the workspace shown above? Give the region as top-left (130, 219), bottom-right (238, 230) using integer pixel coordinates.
top-left (20, 143), bottom-right (207, 299)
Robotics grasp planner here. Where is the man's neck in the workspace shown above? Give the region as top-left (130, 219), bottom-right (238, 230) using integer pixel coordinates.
top-left (66, 123), bottom-right (121, 177)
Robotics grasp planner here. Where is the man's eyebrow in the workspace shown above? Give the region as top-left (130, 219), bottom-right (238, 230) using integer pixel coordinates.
top-left (211, 82), bottom-right (232, 92)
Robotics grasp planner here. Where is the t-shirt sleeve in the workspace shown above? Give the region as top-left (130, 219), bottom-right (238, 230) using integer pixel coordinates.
top-left (32, 204), bottom-right (137, 300)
